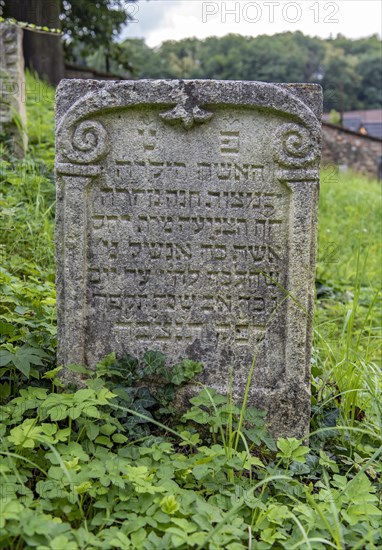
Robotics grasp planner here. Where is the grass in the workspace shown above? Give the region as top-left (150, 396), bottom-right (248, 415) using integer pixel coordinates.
top-left (317, 168), bottom-right (381, 287)
top-left (314, 168), bottom-right (381, 453)
top-left (0, 72), bottom-right (55, 278)
top-left (0, 72), bottom-right (381, 549)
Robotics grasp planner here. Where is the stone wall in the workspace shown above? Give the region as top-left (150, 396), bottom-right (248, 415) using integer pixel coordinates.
top-left (64, 63), bottom-right (126, 81)
top-left (322, 122), bottom-right (382, 179)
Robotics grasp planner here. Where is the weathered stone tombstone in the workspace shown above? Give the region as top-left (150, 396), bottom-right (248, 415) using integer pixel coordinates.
top-left (0, 22), bottom-right (27, 155)
top-left (55, 79), bottom-right (322, 438)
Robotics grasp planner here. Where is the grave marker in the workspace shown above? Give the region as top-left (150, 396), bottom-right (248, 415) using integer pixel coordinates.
top-left (0, 22), bottom-right (27, 155)
top-left (55, 79), bottom-right (322, 437)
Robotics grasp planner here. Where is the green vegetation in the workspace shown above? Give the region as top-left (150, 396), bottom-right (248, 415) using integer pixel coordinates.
top-left (0, 74), bottom-right (381, 548)
top-left (87, 32), bottom-right (382, 111)
top-left (4, 2), bottom-right (380, 111)
top-left (3, 0), bottom-right (136, 73)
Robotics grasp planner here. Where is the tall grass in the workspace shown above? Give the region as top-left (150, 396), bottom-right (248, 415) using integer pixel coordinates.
top-left (0, 72), bottom-right (55, 277)
top-left (314, 167), bottom-right (382, 449)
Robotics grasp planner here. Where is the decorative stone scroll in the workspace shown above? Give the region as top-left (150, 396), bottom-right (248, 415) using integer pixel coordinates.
top-left (55, 79), bottom-right (322, 438)
top-left (0, 22), bottom-right (27, 155)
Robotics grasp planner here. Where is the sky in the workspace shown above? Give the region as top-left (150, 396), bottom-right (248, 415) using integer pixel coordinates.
top-left (120, 0), bottom-right (382, 47)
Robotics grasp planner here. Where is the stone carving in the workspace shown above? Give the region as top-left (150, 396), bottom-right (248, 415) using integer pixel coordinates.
top-left (160, 104), bottom-right (214, 129)
top-left (274, 122), bottom-right (320, 167)
top-left (0, 22), bottom-right (27, 155)
top-left (55, 79), bottom-right (322, 438)
top-left (63, 119), bottom-right (109, 164)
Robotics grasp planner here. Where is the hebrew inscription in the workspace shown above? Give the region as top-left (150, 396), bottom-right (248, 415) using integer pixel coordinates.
top-left (56, 80), bottom-right (322, 438)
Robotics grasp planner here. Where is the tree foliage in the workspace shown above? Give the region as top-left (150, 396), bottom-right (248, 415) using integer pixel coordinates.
top-left (61, 0), bottom-right (135, 65)
top-left (3, 0), bottom-right (65, 85)
top-left (104, 31), bottom-right (381, 111)
top-left (3, 0), bottom-right (136, 77)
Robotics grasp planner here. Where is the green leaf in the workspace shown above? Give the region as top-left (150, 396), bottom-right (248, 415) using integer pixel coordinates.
top-left (95, 435), bottom-right (112, 447)
top-left (68, 406), bottom-right (82, 420)
top-left (160, 495), bottom-right (180, 515)
top-left (55, 428), bottom-right (70, 442)
top-left (0, 382), bottom-right (11, 399)
top-left (100, 423), bottom-right (117, 436)
top-left (83, 405), bottom-right (101, 418)
top-left (12, 355), bottom-right (31, 377)
top-left (42, 366), bottom-right (63, 379)
top-left (96, 352), bottom-right (117, 374)
top-left (49, 406), bottom-right (68, 421)
top-left (2, 345), bottom-right (50, 378)
top-left (171, 359), bottom-right (203, 385)
top-left (143, 350), bottom-right (166, 373)
top-left (190, 388), bottom-right (227, 407)
top-left (112, 433), bottom-right (128, 444)
top-left (49, 535), bottom-right (78, 550)
top-left (0, 321), bottom-right (15, 336)
top-left (74, 389), bottom-right (95, 403)
top-left (14, 306), bottom-right (29, 315)
top-left (96, 388), bottom-right (116, 402)
top-left (67, 364), bottom-right (93, 375)
top-left (277, 437), bottom-right (309, 463)
top-left (86, 423), bottom-right (99, 441)
top-left (135, 387), bottom-right (157, 409)
top-left (41, 423), bottom-right (57, 436)
top-left (0, 350), bottom-right (13, 367)
top-left (193, 464), bottom-right (209, 480)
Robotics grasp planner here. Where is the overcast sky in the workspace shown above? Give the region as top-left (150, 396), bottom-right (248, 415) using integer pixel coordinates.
top-left (120, 0), bottom-right (382, 47)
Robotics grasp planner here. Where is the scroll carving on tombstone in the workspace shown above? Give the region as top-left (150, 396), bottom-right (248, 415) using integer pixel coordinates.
top-left (55, 80), bottom-right (322, 438)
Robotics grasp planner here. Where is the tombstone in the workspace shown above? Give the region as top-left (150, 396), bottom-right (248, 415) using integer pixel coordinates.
top-left (55, 80), bottom-right (322, 438)
top-left (0, 22), bottom-right (27, 155)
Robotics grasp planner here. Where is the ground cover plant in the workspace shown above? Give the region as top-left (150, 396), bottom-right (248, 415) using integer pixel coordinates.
top-left (0, 73), bottom-right (381, 549)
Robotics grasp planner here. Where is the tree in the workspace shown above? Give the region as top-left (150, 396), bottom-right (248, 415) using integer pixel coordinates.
top-left (3, 0), bottom-right (136, 84)
top-left (61, 0), bottom-right (135, 72)
top-left (61, 26), bottom-right (381, 113)
top-left (156, 38), bottom-right (202, 78)
top-left (356, 52), bottom-right (382, 108)
top-left (4, 0), bottom-right (65, 85)
top-left (116, 38), bottom-right (159, 78)
top-left (321, 44), bottom-right (361, 112)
